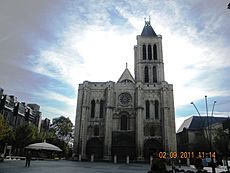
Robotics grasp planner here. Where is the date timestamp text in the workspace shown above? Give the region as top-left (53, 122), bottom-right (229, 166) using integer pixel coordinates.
top-left (158, 151), bottom-right (216, 159)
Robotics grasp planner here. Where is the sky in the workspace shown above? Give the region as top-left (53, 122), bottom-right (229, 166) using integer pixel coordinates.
top-left (0, 0), bottom-right (230, 131)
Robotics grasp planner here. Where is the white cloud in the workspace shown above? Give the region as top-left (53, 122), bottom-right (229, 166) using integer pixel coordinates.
top-left (27, 0), bottom-right (230, 121)
top-left (41, 91), bottom-right (76, 106)
top-left (41, 105), bottom-right (75, 124)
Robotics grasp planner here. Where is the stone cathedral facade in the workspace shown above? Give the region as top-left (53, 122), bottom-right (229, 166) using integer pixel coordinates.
top-left (74, 20), bottom-right (176, 161)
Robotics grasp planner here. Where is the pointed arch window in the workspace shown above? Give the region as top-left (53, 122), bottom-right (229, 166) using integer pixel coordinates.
top-left (155, 100), bottom-right (159, 119)
top-left (153, 66), bottom-right (157, 83)
top-left (91, 100), bottom-right (95, 118)
top-left (94, 126), bottom-right (99, 136)
top-left (144, 66), bottom-right (149, 83)
top-left (153, 44), bottom-right (157, 60)
top-left (121, 114), bottom-right (128, 130)
top-left (145, 100), bottom-right (150, 119)
top-left (142, 45), bottom-right (146, 60)
top-left (99, 100), bottom-right (104, 118)
top-left (148, 44), bottom-right (152, 60)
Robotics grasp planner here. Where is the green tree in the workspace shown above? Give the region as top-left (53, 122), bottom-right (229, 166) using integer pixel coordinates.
top-left (15, 123), bottom-right (37, 149)
top-left (0, 113), bottom-right (13, 153)
top-left (51, 116), bottom-right (73, 143)
top-left (0, 113), bottom-right (11, 142)
top-left (213, 127), bottom-right (229, 171)
top-left (36, 129), bottom-right (57, 143)
top-left (50, 116), bottom-right (73, 158)
top-left (214, 128), bottom-right (229, 154)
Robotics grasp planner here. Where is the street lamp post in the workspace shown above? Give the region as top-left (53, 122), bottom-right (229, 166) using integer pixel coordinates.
top-left (191, 96), bottom-right (216, 173)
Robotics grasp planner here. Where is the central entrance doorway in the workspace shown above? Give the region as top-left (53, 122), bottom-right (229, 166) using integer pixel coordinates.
top-left (112, 132), bottom-right (135, 162)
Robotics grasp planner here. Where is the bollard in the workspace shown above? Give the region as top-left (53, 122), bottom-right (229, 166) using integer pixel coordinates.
top-left (150, 155), bottom-right (153, 165)
top-left (179, 159), bottom-right (181, 168)
top-left (186, 158), bottom-right (190, 166)
top-left (114, 155), bottom-right (117, 164)
top-left (126, 155), bottom-right (129, 164)
top-left (3, 143), bottom-right (7, 157)
top-left (91, 154), bottom-right (94, 162)
top-left (79, 154), bottom-right (82, 161)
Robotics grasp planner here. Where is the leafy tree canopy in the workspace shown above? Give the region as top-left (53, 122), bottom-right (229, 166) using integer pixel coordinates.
top-left (50, 116), bottom-right (73, 143)
top-left (213, 127), bottom-right (229, 155)
top-left (15, 123), bottom-right (37, 148)
top-left (0, 113), bottom-right (11, 141)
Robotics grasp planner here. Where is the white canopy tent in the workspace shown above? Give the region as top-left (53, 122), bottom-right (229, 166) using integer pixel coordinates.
top-left (25, 141), bottom-right (62, 152)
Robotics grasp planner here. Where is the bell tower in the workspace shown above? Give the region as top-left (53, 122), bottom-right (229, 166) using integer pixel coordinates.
top-left (134, 19), bottom-right (165, 84)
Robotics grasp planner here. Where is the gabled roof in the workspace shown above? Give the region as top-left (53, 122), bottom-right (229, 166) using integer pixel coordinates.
top-left (141, 21), bottom-right (157, 37)
top-left (177, 116), bottom-right (228, 133)
top-left (117, 68), bottom-right (135, 83)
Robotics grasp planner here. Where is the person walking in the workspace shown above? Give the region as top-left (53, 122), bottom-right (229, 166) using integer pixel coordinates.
top-left (25, 151), bottom-right (31, 167)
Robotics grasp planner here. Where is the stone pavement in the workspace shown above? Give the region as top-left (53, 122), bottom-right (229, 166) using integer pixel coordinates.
top-left (0, 160), bottom-right (151, 173)
top-left (1, 159), bottom-right (227, 173)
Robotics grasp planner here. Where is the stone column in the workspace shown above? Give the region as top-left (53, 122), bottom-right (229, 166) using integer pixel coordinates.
top-left (80, 106), bottom-right (88, 159)
top-left (136, 84), bottom-right (144, 160)
top-left (74, 85), bottom-right (83, 156)
top-left (168, 85), bottom-right (177, 152)
top-left (79, 87), bottom-right (90, 159)
top-left (104, 108), bottom-right (112, 160)
top-left (103, 83), bottom-right (114, 161)
top-left (162, 86), bottom-right (170, 152)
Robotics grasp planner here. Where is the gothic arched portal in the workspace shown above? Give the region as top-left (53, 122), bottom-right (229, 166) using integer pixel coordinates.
top-left (112, 133), bottom-right (135, 162)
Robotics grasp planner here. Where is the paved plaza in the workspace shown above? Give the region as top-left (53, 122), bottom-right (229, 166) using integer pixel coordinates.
top-left (0, 159), bottom-right (228, 173)
top-left (0, 160), bottom-right (151, 173)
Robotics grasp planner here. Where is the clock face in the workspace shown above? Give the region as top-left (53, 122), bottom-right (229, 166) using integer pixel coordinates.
top-left (119, 93), bottom-right (132, 106)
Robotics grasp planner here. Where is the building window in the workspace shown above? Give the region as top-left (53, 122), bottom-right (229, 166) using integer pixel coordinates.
top-left (94, 126), bottom-right (99, 136)
top-left (153, 66), bottom-right (157, 83)
top-left (155, 100), bottom-right (159, 119)
top-left (144, 66), bottom-right (149, 83)
top-left (121, 114), bottom-right (128, 130)
top-left (99, 100), bottom-right (104, 118)
top-left (148, 44), bottom-right (152, 60)
top-left (91, 100), bottom-right (95, 118)
top-left (153, 44), bottom-right (157, 60)
top-left (142, 45), bottom-right (146, 60)
top-left (146, 100), bottom-right (150, 119)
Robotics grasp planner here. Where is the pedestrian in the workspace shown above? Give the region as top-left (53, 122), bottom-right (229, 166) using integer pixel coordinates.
top-left (25, 151), bottom-right (31, 167)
